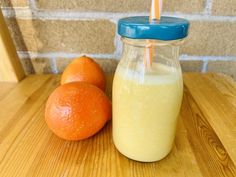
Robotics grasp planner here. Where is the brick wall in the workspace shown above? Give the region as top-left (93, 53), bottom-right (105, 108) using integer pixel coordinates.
top-left (1, 0), bottom-right (236, 79)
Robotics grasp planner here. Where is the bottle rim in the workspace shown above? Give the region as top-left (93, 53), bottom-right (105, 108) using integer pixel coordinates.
top-left (121, 37), bottom-right (185, 47)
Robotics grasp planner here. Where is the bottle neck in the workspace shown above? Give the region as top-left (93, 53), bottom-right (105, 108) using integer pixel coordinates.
top-left (121, 37), bottom-right (182, 67)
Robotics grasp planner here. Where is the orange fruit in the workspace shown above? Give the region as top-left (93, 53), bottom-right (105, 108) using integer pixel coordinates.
top-left (45, 82), bottom-right (112, 141)
top-left (61, 56), bottom-right (106, 91)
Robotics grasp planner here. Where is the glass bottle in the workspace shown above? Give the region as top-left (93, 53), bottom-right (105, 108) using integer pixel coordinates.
top-left (112, 16), bottom-right (189, 162)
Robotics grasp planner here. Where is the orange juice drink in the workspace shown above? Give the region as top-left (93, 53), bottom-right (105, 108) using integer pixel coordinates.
top-left (113, 63), bottom-right (183, 162)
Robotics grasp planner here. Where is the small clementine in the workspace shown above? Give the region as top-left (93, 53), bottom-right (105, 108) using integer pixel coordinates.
top-left (61, 56), bottom-right (106, 91)
top-left (45, 82), bottom-right (111, 141)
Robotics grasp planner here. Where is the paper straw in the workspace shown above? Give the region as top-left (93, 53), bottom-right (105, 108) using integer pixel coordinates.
top-left (150, 0), bottom-right (162, 21)
top-left (144, 42), bottom-right (153, 67)
top-left (145, 0), bottom-right (163, 67)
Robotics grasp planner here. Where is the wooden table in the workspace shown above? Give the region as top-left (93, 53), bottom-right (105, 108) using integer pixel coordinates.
top-left (0, 73), bottom-right (235, 177)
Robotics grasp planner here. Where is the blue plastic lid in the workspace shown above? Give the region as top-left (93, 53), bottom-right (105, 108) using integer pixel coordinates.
top-left (118, 16), bottom-right (189, 41)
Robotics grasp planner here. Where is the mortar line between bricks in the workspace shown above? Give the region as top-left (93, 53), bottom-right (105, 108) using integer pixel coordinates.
top-left (18, 51), bottom-right (236, 61)
top-left (50, 58), bottom-right (59, 74)
top-left (180, 55), bottom-right (236, 61)
top-left (28, 0), bottom-right (37, 9)
top-left (202, 60), bottom-right (209, 73)
top-left (0, 7), bottom-right (30, 10)
top-left (113, 33), bottom-right (122, 59)
top-left (204, 0), bottom-right (213, 15)
top-left (17, 51), bottom-right (117, 60)
top-left (2, 9), bottom-right (236, 22)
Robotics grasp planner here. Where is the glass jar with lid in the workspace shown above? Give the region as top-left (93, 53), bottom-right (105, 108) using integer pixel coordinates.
top-left (112, 16), bottom-right (189, 162)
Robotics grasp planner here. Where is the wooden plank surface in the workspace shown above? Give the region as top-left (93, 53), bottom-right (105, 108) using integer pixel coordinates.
top-left (0, 73), bottom-right (235, 177)
top-left (0, 10), bottom-right (25, 82)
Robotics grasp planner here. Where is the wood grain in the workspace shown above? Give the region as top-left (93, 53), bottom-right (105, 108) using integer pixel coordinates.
top-left (181, 87), bottom-right (236, 177)
top-left (0, 82), bottom-right (16, 100)
top-left (0, 73), bottom-right (235, 177)
top-left (0, 10), bottom-right (25, 82)
top-left (183, 73), bottom-right (236, 165)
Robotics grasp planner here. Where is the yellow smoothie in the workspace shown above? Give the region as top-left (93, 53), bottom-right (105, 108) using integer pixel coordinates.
top-left (112, 63), bottom-right (183, 162)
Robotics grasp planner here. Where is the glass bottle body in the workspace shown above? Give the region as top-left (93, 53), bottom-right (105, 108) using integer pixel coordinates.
top-left (112, 38), bottom-right (184, 162)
